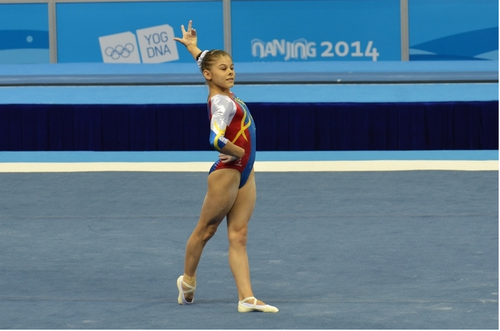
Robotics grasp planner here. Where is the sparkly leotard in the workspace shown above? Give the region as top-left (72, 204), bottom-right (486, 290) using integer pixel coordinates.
top-left (208, 93), bottom-right (256, 188)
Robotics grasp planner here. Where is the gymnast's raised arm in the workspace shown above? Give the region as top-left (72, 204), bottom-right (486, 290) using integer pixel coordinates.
top-left (173, 20), bottom-right (203, 61)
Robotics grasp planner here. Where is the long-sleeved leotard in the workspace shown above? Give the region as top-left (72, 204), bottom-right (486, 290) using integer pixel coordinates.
top-left (208, 93), bottom-right (256, 188)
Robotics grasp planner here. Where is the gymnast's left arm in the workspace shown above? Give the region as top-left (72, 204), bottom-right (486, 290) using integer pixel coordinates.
top-left (209, 97), bottom-right (245, 161)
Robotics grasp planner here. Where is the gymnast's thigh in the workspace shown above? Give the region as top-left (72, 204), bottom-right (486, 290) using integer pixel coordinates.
top-left (226, 169), bottom-right (256, 229)
top-left (199, 168), bottom-right (241, 224)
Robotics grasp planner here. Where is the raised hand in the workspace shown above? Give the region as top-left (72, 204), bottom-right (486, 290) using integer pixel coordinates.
top-left (173, 20), bottom-right (198, 48)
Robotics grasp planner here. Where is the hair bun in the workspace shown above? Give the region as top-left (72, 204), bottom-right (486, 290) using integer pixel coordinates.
top-left (197, 50), bottom-right (209, 69)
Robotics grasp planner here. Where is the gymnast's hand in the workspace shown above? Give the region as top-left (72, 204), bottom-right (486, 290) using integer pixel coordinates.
top-left (219, 153), bottom-right (240, 163)
top-left (173, 20), bottom-right (198, 48)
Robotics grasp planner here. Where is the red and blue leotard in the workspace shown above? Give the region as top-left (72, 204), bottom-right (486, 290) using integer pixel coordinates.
top-left (208, 93), bottom-right (256, 188)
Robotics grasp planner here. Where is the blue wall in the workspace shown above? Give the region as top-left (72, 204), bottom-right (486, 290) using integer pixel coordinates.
top-left (231, 0), bottom-right (400, 62)
top-left (409, 0), bottom-right (498, 60)
top-left (0, 3), bottom-right (49, 64)
top-left (0, 0), bottom-right (497, 64)
top-left (56, 1), bottom-right (223, 63)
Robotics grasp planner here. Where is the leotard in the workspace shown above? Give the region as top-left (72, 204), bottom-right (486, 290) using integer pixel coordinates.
top-left (208, 93), bottom-right (256, 188)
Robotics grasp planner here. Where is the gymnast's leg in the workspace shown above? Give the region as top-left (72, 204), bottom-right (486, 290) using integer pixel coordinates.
top-left (226, 170), bottom-right (278, 312)
top-left (180, 169), bottom-right (240, 302)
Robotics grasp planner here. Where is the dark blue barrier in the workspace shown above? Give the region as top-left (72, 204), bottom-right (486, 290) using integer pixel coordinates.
top-left (0, 101), bottom-right (497, 151)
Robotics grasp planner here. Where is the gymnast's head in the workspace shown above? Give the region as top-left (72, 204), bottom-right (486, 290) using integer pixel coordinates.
top-left (198, 50), bottom-right (235, 88)
top-left (198, 49), bottom-right (232, 73)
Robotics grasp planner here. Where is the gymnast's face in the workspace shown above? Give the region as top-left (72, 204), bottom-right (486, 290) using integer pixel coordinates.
top-left (204, 55), bottom-right (235, 90)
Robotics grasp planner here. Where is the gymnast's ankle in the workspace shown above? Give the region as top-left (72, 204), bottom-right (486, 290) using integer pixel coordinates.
top-left (183, 274), bottom-right (196, 287)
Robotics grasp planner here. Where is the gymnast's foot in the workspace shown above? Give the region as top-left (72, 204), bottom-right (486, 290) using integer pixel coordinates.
top-left (177, 275), bottom-right (196, 305)
top-left (238, 296), bottom-right (279, 313)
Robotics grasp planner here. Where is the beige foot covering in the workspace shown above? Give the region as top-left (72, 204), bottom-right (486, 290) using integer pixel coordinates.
top-left (177, 275), bottom-right (196, 305)
top-left (237, 296), bottom-right (279, 313)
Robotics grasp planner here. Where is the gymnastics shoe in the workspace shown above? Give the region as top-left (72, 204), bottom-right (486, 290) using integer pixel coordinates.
top-left (237, 296), bottom-right (279, 313)
top-left (177, 275), bottom-right (195, 305)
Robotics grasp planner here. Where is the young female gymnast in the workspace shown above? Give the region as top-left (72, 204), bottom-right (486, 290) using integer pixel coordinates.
top-left (173, 20), bottom-right (279, 313)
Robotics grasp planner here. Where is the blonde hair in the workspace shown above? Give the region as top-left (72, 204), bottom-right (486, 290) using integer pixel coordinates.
top-left (197, 49), bottom-right (231, 73)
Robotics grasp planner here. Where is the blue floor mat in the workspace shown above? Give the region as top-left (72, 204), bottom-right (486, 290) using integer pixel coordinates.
top-left (0, 171), bottom-right (497, 329)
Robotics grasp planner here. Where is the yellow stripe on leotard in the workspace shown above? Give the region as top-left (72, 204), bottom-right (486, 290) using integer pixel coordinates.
top-left (231, 104), bottom-right (252, 144)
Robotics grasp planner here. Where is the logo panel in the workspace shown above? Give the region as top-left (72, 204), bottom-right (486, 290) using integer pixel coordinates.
top-left (99, 32), bottom-right (140, 63)
top-left (136, 24), bottom-right (179, 64)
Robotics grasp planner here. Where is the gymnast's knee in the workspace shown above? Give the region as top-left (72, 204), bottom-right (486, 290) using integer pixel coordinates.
top-left (228, 227), bottom-right (248, 247)
top-left (195, 223), bottom-right (219, 244)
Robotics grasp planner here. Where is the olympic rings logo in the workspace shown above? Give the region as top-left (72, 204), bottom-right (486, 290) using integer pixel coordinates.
top-left (104, 43), bottom-right (135, 59)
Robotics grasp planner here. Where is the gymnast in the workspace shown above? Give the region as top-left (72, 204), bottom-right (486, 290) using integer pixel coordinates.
top-left (173, 20), bottom-right (279, 313)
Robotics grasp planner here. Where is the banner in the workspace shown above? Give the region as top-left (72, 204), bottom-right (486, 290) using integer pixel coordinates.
top-left (56, 1), bottom-right (223, 63)
top-left (2, 0), bottom-right (496, 64)
top-left (0, 3), bottom-right (49, 64)
top-left (231, 0), bottom-right (401, 62)
top-left (408, 0), bottom-right (498, 60)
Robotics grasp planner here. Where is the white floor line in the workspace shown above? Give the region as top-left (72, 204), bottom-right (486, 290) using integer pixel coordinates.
top-left (0, 160), bottom-right (497, 173)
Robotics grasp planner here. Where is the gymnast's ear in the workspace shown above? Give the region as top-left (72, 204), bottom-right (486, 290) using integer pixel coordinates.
top-left (203, 69), bottom-right (212, 81)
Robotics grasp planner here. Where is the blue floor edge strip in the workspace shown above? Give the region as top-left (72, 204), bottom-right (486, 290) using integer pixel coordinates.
top-left (0, 150), bottom-right (497, 163)
top-left (1, 84), bottom-right (497, 104)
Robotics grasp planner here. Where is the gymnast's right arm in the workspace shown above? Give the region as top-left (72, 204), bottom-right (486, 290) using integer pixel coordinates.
top-left (173, 20), bottom-right (202, 60)
top-left (210, 96), bottom-right (245, 160)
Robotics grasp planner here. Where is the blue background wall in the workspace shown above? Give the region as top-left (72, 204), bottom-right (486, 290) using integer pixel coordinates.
top-left (0, 1), bottom-right (497, 152)
top-left (0, 0), bottom-right (497, 64)
top-left (0, 3), bottom-right (49, 64)
top-left (409, 0), bottom-right (498, 60)
top-left (56, 1), bottom-right (223, 63)
top-left (231, 0), bottom-right (400, 62)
